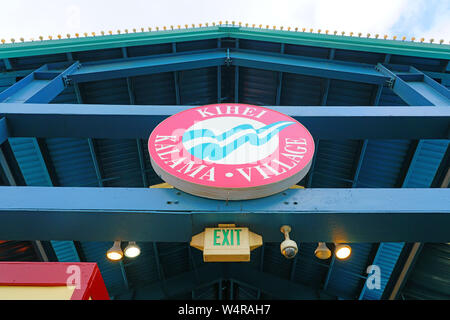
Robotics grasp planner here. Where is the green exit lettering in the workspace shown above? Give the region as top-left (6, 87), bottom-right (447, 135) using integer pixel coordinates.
top-left (213, 229), bottom-right (242, 246)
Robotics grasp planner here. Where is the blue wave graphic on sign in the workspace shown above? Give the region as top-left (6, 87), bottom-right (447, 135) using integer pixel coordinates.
top-left (182, 121), bottom-right (294, 161)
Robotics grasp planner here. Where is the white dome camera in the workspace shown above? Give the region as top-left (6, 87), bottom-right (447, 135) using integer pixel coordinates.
top-left (280, 225), bottom-right (298, 259)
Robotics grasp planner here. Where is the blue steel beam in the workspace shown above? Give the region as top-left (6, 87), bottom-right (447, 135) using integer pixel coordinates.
top-left (322, 134), bottom-right (371, 298)
top-left (0, 146), bottom-right (15, 186)
top-left (217, 66), bottom-right (221, 103)
top-left (371, 51), bottom-right (387, 106)
top-left (361, 140), bottom-right (450, 300)
top-left (173, 72), bottom-right (180, 105)
top-left (352, 140), bottom-right (368, 187)
top-left (0, 62), bottom-right (80, 103)
top-left (171, 43), bottom-right (181, 105)
top-left (230, 49), bottom-right (389, 85)
top-left (276, 71), bottom-right (283, 105)
top-left (1, 60), bottom-right (82, 263)
top-left (359, 140), bottom-right (449, 300)
top-left (0, 148), bottom-right (15, 186)
top-left (187, 244), bottom-right (199, 282)
top-left (386, 242), bottom-right (424, 300)
top-left (230, 279), bottom-right (234, 300)
top-left (2, 58), bottom-right (12, 70)
top-left (376, 64), bottom-right (450, 106)
top-left (153, 242), bottom-right (168, 298)
top-left (353, 52), bottom-right (390, 300)
top-left (10, 138), bottom-right (81, 262)
top-left (136, 139), bottom-right (149, 187)
top-left (289, 254), bottom-right (298, 281)
top-left (65, 49), bottom-right (390, 85)
top-left (256, 244), bottom-right (265, 299)
top-left (115, 51), bottom-right (151, 189)
top-left (217, 39), bottom-right (222, 103)
top-left (371, 53), bottom-right (390, 106)
top-left (74, 73), bottom-right (130, 285)
top-left (87, 138), bottom-right (103, 187)
top-left (234, 65), bottom-right (239, 102)
top-left (0, 117), bottom-right (7, 146)
top-left (229, 264), bottom-right (325, 300)
top-left (117, 265), bottom-right (223, 300)
top-left (275, 44), bottom-right (285, 106)
top-left (0, 187), bottom-right (449, 242)
top-left (123, 263), bottom-right (327, 300)
top-left (0, 148), bottom-right (53, 263)
top-left (358, 58), bottom-right (449, 299)
top-left (120, 50), bottom-right (149, 190)
top-left (74, 76), bottom-right (111, 188)
top-left (2, 104), bottom-right (449, 140)
top-left (323, 255), bottom-right (336, 292)
top-left (306, 139), bottom-right (319, 188)
top-left (126, 78), bottom-right (136, 104)
top-left (30, 140), bottom-right (81, 262)
top-left (69, 50), bottom-right (227, 83)
top-left (119, 261), bottom-right (130, 291)
top-left (370, 85), bottom-right (384, 106)
top-left (385, 154), bottom-right (448, 300)
top-left (234, 40), bottom-right (239, 103)
top-left (321, 49), bottom-right (335, 106)
top-left (121, 47), bottom-right (137, 106)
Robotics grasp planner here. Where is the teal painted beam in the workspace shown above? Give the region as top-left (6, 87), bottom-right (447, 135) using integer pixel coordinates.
top-left (0, 60), bottom-right (82, 263)
top-left (231, 28), bottom-right (450, 60)
top-left (0, 187), bottom-right (449, 242)
top-left (230, 50), bottom-right (387, 84)
top-left (1, 26), bottom-right (449, 60)
top-left (69, 50), bottom-right (227, 83)
top-left (376, 64), bottom-right (450, 106)
top-left (0, 62), bottom-right (80, 103)
top-left (0, 28), bottom-right (225, 59)
top-left (2, 104), bottom-right (449, 140)
top-left (66, 49), bottom-right (390, 85)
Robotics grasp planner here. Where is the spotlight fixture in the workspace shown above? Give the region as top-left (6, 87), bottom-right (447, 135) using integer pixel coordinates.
top-left (314, 242), bottom-right (331, 260)
top-left (124, 241), bottom-right (141, 258)
top-left (106, 240), bottom-right (123, 261)
top-left (280, 225), bottom-right (298, 259)
top-left (335, 243), bottom-right (351, 260)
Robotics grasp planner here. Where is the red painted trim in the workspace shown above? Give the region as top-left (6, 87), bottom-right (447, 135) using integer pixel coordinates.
top-left (87, 266), bottom-right (110, 300)
top-left (0, 262), bottom-right (109, 300)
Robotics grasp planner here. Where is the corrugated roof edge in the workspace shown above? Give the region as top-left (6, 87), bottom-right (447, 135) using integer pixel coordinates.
top-left (1, 25), bottom-right (449, 60)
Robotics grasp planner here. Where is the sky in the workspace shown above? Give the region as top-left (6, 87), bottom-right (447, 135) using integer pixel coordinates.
top-left (0, 0), bottom-right (449, 43)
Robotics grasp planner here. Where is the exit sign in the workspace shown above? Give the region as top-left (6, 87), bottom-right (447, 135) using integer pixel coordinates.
top-left (190, 224), bottom-right (262, 262)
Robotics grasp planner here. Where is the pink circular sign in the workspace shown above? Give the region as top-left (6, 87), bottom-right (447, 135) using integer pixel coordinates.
top-left (148, 104), bottom-right (315, 200)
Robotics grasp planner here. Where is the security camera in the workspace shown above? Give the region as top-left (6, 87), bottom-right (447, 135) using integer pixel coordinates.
top-left (281, 239), bottom-right (298, 259)
top-left (280, 225), bottom-right (298, 259)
